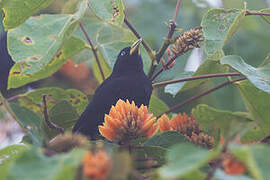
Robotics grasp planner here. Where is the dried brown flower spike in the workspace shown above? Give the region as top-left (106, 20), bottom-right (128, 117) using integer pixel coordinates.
top-left (48, 132), bottom-right (89, 153)
top-left (170, 26), bottom-right (204, 56)
top-left (187, 132), bottom-right (215, 149)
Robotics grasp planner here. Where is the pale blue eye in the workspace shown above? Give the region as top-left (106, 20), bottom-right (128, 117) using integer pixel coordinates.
top-left (120, 51), bottom-right (126, 56)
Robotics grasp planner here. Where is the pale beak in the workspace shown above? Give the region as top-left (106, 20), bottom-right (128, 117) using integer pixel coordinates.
top-left (130, 38), bottom-right (142, 55)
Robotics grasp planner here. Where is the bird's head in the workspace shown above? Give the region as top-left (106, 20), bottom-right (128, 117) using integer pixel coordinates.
top-left (112, 38), bottom-right (144, 75)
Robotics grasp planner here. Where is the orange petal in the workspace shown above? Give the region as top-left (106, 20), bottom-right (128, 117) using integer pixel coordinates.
top-left (145, 123), bottom-right (158, 138)
top-left (98, 126), bottom-right (115, 141)
top-left (104, 114), bottom-right (120, 129)
top-left (141, 116), bottom-right (156, 132)
top-left (158, 114), bottom-right (171, 132)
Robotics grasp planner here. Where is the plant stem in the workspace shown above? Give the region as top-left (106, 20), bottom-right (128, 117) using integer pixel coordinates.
top-left (152, 72), bottom-right (241, 87)
top-left (42, 95), bottom-right (64, 134)
top-left (173, 0), bottom-right (182, 22)
top-left (124, 17), bottom-right (154, 59)
top-left (148, 0), bottom-right (182, 77)
top-left (205, 142), bottom-right (228, 180)
top-left (150, 54), bottom-right (178, 81)
top-left (136, 164), bottom-right (162, 170)
top-left (245, 10), bottom-right (270, 16)
top-left (79, 23), bottom-right (105, 81)
top-left (162, 77), bottom-right (246, 115)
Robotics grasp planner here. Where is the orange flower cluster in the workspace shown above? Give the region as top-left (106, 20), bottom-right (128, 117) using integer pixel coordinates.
top-left (99, 99), bottom-right (158, 142)
top-left (82, 150), bottom-right (112, 180)
top-left (158, 113), bottom-right (214, 149)
top-left (158, 113), bottom-right (200, 136)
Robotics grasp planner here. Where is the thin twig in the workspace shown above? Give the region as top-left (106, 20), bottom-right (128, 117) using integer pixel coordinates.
top-left (173, 0), bottom-right (182, 22)
top-left (148, 0), bottom-right (182, 77)
top-left (42, 95), bottom-right (64, 134)
top-left (150, 54), bottom-right (178, 81)
top-left (162, 78), bottom-right (246, 115)
top-left (6, 94), bottom-right (22, 102)
top-left (245, 10), bottom-right (270, 16)
top-left (79, 23), bottom-right (105, 81)
top-left (205, 142), bottom-right (228, 180)
top-left (124, 17), bottom-right (154, 59)
top-left (136, 164), bottom-right (162, 171)
top-left (152, 72), bottom-right (241, 87)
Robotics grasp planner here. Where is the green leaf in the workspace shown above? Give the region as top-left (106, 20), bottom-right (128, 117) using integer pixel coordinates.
top-left (0, 145), bottom-right (28, 180)
top-left (230, 144), bottom-right (270, 180)
top-left (192, 104), bottom-right (253, 140)
top-left (8, 36), bottom-right (87, 89)
top-left (201, 8), bottom-right (245, 55)
top-left (92, 51), bottom-right (112, 84)
top-left (9, 103), bottom-right (44, 146)
top-left (164, 72), bottom-right (194, 96)
top-left (221, 55), bottom-right (270, 93)
top-left (7, 1), bottom-right (88, 88)
top-left (17, 87), bottom-right (88, 116)
top-left (260, 8), bottom-right (270, 24)
top-left (180, 51), bottom-right (228, 92)
top-left (43, 100), bottom-right (79, 139)
top-left (5, 148), bottom-right (85, 180)
top-left (1, 0), bottom-right (55, 30)
top-left (142, 146), bottom-right (167, 164)
top-left (0, 145), bottom-right (28, 166)
top-left (89, 0), bottom-right (125, 25)
top-left (159, 143), bottom-right (215, 178)
top-left (144, 131), bottom-right (189, 149)
top-left (149, 95), bottom-right (169, 117)
top-left (237, 80), bottom-right (270, 133)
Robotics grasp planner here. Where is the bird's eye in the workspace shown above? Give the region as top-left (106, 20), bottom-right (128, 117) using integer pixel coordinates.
top-left (120, 51), bottom-right (126, 56)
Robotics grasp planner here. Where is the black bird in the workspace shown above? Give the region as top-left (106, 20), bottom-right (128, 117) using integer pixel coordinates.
top-left (72, 39), bottom-right (153, 139)
top-left (0, 31), bottom-right (14, 97)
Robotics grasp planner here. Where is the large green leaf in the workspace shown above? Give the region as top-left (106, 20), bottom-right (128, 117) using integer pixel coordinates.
top-left (230, 144), bottom-right (270, 180)
top-left (0, 145), bottom-right (28, 180)
top-left (8, 36), bottom-right (86, 89)
top-left (201, 8), bottom-right (245, 55)
top-left (237, 80), bottom-right (270, 133)
top-left (89, 0), bottom-right (125, 25)
top-left (159, 143), bottom-right (216, 178)
top-left (148, 95), bottom-right (169, 117)
top-left (7, 1), bottom-right (88, 88)
top-left (5, 148), bottom-right (85, 180)
top-left (221, 55), bottom-right (270, 93)
top-left (43, 100), bottom-right (79, 139)
top-left (144, 131), bottom-right (189, 149)
top-left (192, 104), bottom-right (254, 140)
top-left (17, 87), bottom-right (88, 115)
top-left (0, 145), bottom-right (28, 166)
top-left (1, 0), bottom-right (55, 29)
top-left (9, 103), bottom-right (44, 146)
